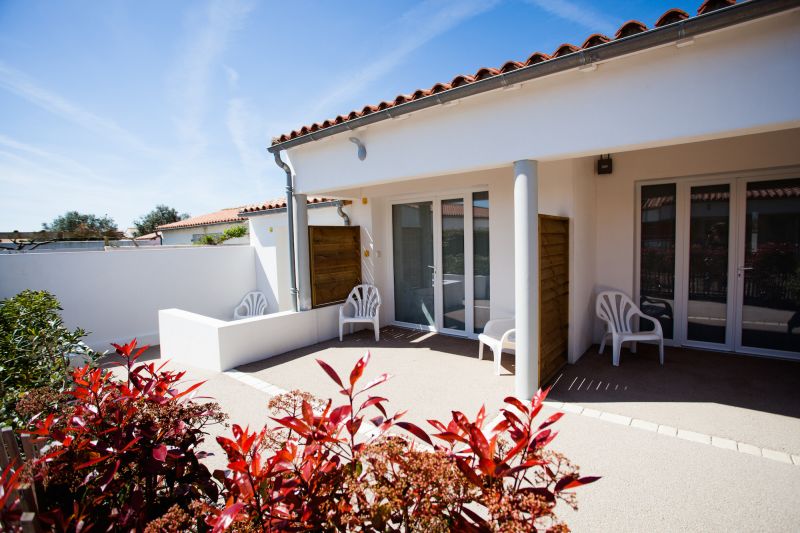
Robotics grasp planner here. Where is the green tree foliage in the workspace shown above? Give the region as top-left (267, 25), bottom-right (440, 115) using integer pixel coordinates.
top-left (42, 211), bottom-right (117, 234)
top-left (134, 205), bottom-right (189, 236)
top-left (193, 224), bottom-right (248, 246)
top-left (0, 290), bottom-right (96, 428)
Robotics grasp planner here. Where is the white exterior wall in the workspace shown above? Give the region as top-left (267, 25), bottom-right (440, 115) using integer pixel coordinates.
top-left (285, 10), bottom-right (800, 194)
top-left (160, 222), bottom-right (249, 246)
top-left (593, 128), bottom-right (800, 338)
top-left (247, 205), bottom-right (347, 312)
top-left (0, 246), bottom-right (258, 351)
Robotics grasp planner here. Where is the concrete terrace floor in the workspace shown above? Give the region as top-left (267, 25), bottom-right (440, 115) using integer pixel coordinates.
top-left (119, 327), bottom-right (800, 531)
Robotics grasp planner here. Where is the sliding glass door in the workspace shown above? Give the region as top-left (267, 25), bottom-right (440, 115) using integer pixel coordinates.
top-left (638, 173), bottom-right (800, 359)
top-left (392, 192), bottom-right (489, 337)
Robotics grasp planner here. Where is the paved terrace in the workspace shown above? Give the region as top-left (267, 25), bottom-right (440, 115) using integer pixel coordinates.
top-left (113, 327), bottom-right (800, 531)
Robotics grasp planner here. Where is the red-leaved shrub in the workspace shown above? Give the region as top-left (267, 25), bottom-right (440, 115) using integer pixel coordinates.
top-left (203, 352), bottom-right (597, 532)
top-left (22, 340), bottom-right (227, 531)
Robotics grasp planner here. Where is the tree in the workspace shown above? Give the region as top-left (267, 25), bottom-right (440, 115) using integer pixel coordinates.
top-left (42, 211), bottom-right (117, 234)
top-left (133, 205), bottom-right (189, 236)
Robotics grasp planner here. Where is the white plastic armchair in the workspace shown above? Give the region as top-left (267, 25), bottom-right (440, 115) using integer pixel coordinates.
top-left (478, 318), bottom-right (516, 375)
top-left (339, 284), bottom-right (381, 342)
top-left (596, 290), bottom-right (664, 366)
top-left (233, 291), bottom-right (269, 320)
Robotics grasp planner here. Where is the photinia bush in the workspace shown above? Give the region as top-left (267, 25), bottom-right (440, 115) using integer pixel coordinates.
top-left (203, 352), bottom-right (597, 532)
top-left (22, 340), bottom-right (227, 532)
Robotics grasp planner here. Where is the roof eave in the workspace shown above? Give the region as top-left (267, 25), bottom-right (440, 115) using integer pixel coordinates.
top-left (268, 0), bottom-right (799, 154)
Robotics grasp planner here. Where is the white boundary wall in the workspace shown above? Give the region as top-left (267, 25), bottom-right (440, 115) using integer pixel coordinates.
top-left (0, 246), bottom-right (258, 351)
top-left (159, 306), bottom-right (342, 371)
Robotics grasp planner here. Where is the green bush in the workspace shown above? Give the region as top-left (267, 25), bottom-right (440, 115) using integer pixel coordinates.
top-left (193, 224), bottom-right (248, 246)
top-left (0, 290), bottom-right (96, 428)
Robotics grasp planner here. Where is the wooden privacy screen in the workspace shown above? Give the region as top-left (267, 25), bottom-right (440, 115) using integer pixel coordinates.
top-left (539, 215), bottom-right (569, 386)
top-left (309, 226), bottom-right (361, 308)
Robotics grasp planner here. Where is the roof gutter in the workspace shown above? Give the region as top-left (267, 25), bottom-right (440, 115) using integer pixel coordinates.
top-left (273, 151), bottom-right (299, 312)
top-left (267, 0), bottom-right (799, 154)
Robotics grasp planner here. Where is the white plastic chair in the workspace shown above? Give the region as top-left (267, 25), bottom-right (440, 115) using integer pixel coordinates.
top-left (596, 290), bottom-right (664, 366)
top-left (478, 318), bottom-right (516, 375)
top-left (339, 284), bottom-right (381, 342)
top-left (233, 291), bottom-right (269, 320)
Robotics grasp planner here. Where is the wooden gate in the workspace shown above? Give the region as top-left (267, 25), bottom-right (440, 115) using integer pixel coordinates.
top-left (539, 215), bottom-right (569, 386)
top-left (309, 226), bottom-right (361, 308)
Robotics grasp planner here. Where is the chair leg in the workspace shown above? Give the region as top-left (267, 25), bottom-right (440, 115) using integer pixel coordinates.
top-left (659, 339), bottom-right (664, 365)
top-left (374, 321), bottom-right (379, 342)
top-left (339, 322), bottom-right (343, 342)
top-left (478, 341), bottom-right (484, 360)
top-left (494, 347), bottom-right (501, 375)
top-left (612, 335), bottom-right (622, 367)
top-left (630, 341), bottom-right (637, 354)
top-left (599, 333), bottom-right (607, 355)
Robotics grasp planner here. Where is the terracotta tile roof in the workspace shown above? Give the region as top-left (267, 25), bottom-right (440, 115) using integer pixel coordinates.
top-left (239, 196), bottom-right (336, 215)
top-left (641, 185), bottom-right (800, 209)
top-left (272, 1), bottom-right (738, 147)
top-left (134, 232), bottom-right (160, 240)
top-left (157, 207), bottom-right (246, 231)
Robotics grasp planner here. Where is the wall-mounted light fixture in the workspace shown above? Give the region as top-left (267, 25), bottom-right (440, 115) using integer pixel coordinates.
top-left (596, 154), bottom-right (613, 175)
top-left (349, 137), bottom-right (366, 161)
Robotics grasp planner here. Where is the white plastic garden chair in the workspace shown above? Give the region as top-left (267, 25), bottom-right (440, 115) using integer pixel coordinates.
top-left (478, 318), bottom-right (516, 375)
top-left (233, 291), bottom-right (269, 320)
top-left (339, 284), bottom-right (381, 342)
top-left (596, 290), bottom-right (664, 366)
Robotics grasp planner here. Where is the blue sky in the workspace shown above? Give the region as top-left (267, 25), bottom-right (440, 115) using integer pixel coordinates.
top-left (0, 0), bottom-right (698, 230)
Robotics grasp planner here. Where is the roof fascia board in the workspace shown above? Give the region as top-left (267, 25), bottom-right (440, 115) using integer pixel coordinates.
top-left (268, 0), bottom-right (799, 154)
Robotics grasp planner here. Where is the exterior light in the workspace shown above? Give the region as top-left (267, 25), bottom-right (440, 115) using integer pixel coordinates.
top-left (597, 154), bottom-right (613, 175)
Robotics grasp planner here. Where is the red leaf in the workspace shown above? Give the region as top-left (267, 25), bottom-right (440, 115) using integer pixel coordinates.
top-left (469, 426), bottom-right (491, 462)
top-left (357, 373), bottom-right (390, 395)
top-left (152, 444), bottom-right (168, 462)
top-left (359, 396), bottom-right (387, 417)
top-left (538, 411), bottom-right (564, 431)
top-left (76, 454), bottom-right (112, 470)
top-left (395, 421), bottom-right (433, 446)
top-left (316, 359), bottom-right (344, 388)
top-left (455, 457), bottom-right (482, 486)
top-left (98, 459), bottom-right (121, 491)
top-left (427, 419), bottom-right (448, 433)
top-left (504, 396), bottom-right (529, 415)
top-left (349, 352), bottom-right (371, 387)
top-left (561, 475), bottom-right (601, 490)
top-left (172, 380), bottom-right (206, 400)
top-left (212, 502), bottom-right (245, 533)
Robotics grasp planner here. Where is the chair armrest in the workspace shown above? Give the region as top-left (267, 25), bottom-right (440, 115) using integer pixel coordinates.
top-left (484, 318), bottom-right (515, 338)
top-left (500, 328), bottom-right (516, 347)
top-left (635, 311), bottom-right (663, 336)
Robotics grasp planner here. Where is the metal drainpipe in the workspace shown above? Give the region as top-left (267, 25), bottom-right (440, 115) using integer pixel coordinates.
top-left (336, 200), bottom-right (351, 226)
top-left (273, 151), bottom-right (299, 311)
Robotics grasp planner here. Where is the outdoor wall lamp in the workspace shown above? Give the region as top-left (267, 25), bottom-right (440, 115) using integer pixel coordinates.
top-left (349, 137), bottom-right (367, 161)
top-left (596, 154), bottom-right (613, 175)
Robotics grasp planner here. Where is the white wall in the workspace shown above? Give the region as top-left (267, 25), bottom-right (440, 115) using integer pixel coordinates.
top-left (0, 246), bottom-right (258, 351)
top-left (159, 306), bottom-right (341, 371)
top-left (161, 222), bottom-right (249, 246)
top-left (286, 11), bottom-right (800, 194)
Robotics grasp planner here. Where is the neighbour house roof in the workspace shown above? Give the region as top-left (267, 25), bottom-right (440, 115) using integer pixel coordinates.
top-left (642, 184), bottom-right (800, 209)
top-left (134, 232), bottom-right (160, 240)
top-left (268, 0), bottom-right (789, 151)
top-left (157, 207), bottom-right (246, 231)
top-left (239, 196), bottom-right (336, 215)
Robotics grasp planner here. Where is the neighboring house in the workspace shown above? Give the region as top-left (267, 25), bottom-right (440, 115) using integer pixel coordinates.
top-left (267, 0), bottom-right (800, 398)
top-left (157, 207), bottom-right (249, 246)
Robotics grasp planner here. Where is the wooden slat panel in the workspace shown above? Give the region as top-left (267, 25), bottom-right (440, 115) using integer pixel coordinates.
top-left (539, 215), bottom-right (569, 386)
top-left (309, 226), bottom-right (361, 308)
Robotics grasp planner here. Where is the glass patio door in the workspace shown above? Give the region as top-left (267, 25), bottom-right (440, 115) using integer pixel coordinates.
top-left (392, 192), bottom-right (489, 338)
top-left (735, 177), bottom-right (800, 355)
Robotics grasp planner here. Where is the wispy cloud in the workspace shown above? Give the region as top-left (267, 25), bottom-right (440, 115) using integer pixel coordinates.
top-left (0, 62), bottom-right (160, 155)
top-left (168, 0), bottom-right (254, 151)
top-left (310, 0), bottom-right (500, 117)
top-left (0, 133), bottom-right (112, 185)
top-left (226, 97), bottom-right (268, 190)
top-left (525, 0), bottom-right (621, 37)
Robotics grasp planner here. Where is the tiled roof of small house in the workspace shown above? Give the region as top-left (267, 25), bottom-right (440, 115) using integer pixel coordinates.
top-left (157, 207), bottom-right (246, 231)
top-left (239, 196), bottom-right (335, 215)
top-left (271, 0), bottom-right (736, 147)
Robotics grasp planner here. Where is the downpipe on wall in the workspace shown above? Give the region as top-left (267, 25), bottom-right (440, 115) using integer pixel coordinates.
top-left (272, 151), bottom-right (299, 312)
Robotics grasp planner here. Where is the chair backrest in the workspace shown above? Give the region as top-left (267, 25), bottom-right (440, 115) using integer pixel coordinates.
top-left (234, 291), bottom-right (269, 319)
top-left (345, 284), bottom-right (381, 318)
top-left (596, 290), bottom-right (639, 334)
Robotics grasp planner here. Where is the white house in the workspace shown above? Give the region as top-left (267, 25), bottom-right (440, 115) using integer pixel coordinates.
top-left (157, 207), bottom-right (250, 246)
top-left (266, 0), bottom-right (800, 398)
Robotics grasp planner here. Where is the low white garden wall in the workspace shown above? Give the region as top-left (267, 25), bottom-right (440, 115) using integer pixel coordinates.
top-left (0, 246), bottom-right (259, 351)
top-left (159, 306), bottom-right (342, 371)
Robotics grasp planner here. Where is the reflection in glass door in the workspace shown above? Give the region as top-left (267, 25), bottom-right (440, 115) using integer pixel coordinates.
top-left (686, 184), bottom-right (730, 346)
top-left (392, 202), bottom-right (435, 327)
top-left (441, 198), bottom-right (466, 331)
top-left (737, 178), bottom-right (800, 354)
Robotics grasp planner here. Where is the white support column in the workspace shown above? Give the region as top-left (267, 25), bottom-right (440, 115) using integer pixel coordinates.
top-left (513, 160), bottom-right (539, 400)
top-left (294, 193), bottom-right (312, 311)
